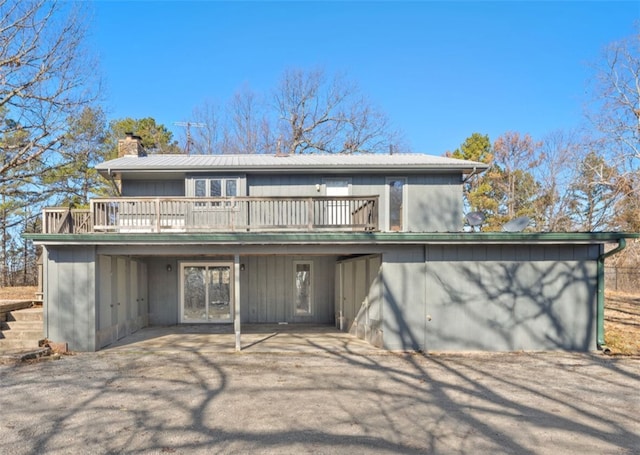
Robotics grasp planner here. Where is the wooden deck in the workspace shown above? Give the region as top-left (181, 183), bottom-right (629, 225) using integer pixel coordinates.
top-left (43, 196), bottom-right (379, 234)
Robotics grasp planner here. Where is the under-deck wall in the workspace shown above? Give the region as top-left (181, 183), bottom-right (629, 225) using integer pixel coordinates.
top-left (146, 255), bottom-right (337, 326)
top-left (44, 246), bottom-right (97, 351)
top-left (96, 256), bottom-right (149, 349)
top-left (148, 257), bottom-right (180, 325)
top-left (240, 255), bottom-right (337, 323)
top-left (380, 244), bottom-right (600, 351)
top-left (336, 255), bottom-right (383, 347)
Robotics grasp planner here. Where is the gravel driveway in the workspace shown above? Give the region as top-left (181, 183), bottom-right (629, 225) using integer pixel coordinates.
top-left (0, 349), bottom-right (638, 454)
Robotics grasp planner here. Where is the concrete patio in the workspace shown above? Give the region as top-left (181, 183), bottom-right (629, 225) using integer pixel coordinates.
top-left (105, 323), bottom-right (380, 354)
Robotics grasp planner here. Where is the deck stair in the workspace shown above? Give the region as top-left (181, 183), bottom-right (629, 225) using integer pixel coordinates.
top-left (0, 306), bottom-right (44, 351)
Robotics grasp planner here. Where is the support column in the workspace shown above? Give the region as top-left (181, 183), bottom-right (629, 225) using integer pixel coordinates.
top-left (234, 254), bottom-right (241, 351)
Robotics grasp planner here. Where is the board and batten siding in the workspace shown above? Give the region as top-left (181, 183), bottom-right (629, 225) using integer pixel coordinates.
top-left (336, 255), bottom-right (383, 347)
top-left (248, 173), bottom-right (463, 232)
top-left (145, 255), bottom-right (336, 325)
top-left (404, 174), bottom-right (462, 232)
top-left (240, 255), bottom-right (336, 323)
top-left (96, 256), bottom-right (149, 349)
top-left (147, 257), bottom-right (181, 325)
top-left (121, 179), bottom-right (185, 197)
top-left (43, 246), bottom-right (97, 351)
top-left (380, 244), bottom-right (600, 351)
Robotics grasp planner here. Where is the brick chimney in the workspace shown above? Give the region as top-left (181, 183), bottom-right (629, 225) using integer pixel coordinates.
top-left (118, 132), bottom-right (147, 157)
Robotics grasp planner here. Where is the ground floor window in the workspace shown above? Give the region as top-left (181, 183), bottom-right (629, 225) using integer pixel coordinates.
top-left (294, 261), bottom-right (313, 315)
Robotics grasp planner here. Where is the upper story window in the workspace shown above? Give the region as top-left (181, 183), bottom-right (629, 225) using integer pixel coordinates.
top-left (191, 177), bottom-right (240, 208)
top-left (193, 178), bottom-right (238, 198)
top-left (387, 177), bottom-right (406, 232)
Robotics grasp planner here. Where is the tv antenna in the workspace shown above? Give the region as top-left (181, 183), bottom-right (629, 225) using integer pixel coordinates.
top-left (174, 121), bottom-right (205, 155)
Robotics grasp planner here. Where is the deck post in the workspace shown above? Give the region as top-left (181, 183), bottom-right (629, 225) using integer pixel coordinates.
top-left (234, 254), bottom-right (241, 351)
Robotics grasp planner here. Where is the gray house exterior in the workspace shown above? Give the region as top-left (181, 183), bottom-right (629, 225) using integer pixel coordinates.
top-left (26, 136), bottom-right (631, 352)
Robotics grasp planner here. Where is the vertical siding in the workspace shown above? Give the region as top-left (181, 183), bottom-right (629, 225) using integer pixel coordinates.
top-left (380, 247), bottom-right (426, 350)
top-left (122, 180), bottom-right (185, 197)
top-left (248, 175), bottom-right (322, 197)
top-left (45, 246), bottom-right (97, 352)
top-left (248, 173), bottom-right (463, 232)
top-left (96, 256), bottom-right (150, 349)
top-left (336, 254), bottom-right (383, 347)
top-left (406, 174), bottom-right (462, 232)
top-left (147, 257), bottom-right (179, 325)
top-left (240, 255), bottom-right (336, 323)
top-left (423, 244), bottom-right (599, 351)
top-left (96, 255), bottom-right (115, 348)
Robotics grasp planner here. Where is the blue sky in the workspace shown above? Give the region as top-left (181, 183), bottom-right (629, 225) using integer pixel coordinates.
top-left (90, 1), bottom-right (639, 155)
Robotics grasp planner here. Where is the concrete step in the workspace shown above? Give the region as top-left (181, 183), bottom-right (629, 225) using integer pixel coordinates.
top-left (6, 307), bottom-right (43, 322)
top-left (0, 306), bottom-right (44, 352)
top-left (0, 338), bottom-right (42, 351)
top-left (2, 320), bottom-right (43, 331)
top-left (0, 328), bottom-right (43, 340)
top-left (0, 321), bottom-right (43, 333)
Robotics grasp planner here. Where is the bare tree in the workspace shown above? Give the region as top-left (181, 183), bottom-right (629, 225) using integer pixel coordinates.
top-left (490, 132), bottom-right (542, 223)
top-left (191, 99), bottom-right (221, 154)
top-left (226, 86), bottom-right (265, 154)
top-left (0, 0), bottom-right (98, 285)
top-left (533, 130), bottom-right (583, 231)
top-left (189, 67), bottom-right (401, 155)
top-left (585, 27), bottom-right (640, 230)
top-left (273, 68), bottom-right (397, 154)
top-left (588, 25), bottom-right (640, 168)
top-left (0, 0), bottom-right (98, 183)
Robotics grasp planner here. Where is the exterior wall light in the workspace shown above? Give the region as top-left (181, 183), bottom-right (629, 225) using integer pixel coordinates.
top-left (166, 264), bottom-right (172, 272)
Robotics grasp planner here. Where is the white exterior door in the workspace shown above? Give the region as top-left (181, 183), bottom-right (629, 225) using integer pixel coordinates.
top-left (325, 179), bottom-right (350, 225)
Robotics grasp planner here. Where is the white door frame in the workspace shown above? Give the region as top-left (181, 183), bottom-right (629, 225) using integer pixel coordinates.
top-left (179, 261), bottom-right (234, 323)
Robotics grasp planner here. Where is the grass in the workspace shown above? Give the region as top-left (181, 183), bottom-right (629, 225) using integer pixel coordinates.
top-left (0, 286), bottom-right (38, 300)
top-left (604, 291), bottom-right (640, 356)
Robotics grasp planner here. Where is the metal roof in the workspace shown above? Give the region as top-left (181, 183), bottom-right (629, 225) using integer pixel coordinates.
top-left (96, 153), bottom-right (489, 175)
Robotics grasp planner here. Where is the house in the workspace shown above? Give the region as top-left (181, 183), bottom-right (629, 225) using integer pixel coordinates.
top-left (25, 134), bottom-right (634, 352)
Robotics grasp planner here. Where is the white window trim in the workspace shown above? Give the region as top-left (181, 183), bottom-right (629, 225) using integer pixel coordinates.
top-left (189, 176), bottom-right (242, 210)
top-left (385, 176), bottom-right (407, 232)
top-left (186, 175), bottom-right (245, 197)
top-left (293, 260), bottom-right (313, 316)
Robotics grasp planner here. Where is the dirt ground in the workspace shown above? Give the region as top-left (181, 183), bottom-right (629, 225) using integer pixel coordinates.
top-left (0, 349), bottom-right (638, 454)
top-left (1, 286), bottom-right (639, 454)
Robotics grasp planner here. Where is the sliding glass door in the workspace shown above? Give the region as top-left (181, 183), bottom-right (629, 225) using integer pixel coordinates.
top-left (181, 262), bottom-right (233, 323)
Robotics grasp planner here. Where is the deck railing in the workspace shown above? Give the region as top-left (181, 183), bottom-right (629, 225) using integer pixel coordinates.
top-left (42, 196), bottom-right (378, 233)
